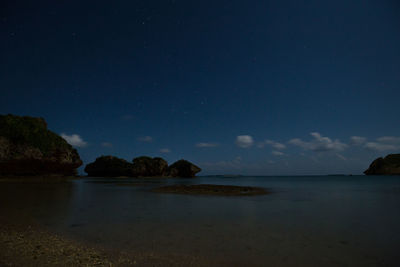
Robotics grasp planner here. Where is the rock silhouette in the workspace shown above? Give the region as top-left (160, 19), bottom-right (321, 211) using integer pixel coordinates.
top-left (84, 156), bottom-right (133, 177)
top-left (85, 156), bottom-right (201, 178)
top-left (364, 154), bottom-right (400, 175)
top-left (131, 156), bottom-right (168, 177)
top-left (0, 114), bottom-right (82, 176)
top-left (167, 159), bottom-right (201, 178)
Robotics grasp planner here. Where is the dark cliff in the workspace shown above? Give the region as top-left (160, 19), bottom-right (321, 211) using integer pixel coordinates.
top-left (0, 114), bottom-right (82, 176)
top-left (364, 154), bottom-right (400, 175)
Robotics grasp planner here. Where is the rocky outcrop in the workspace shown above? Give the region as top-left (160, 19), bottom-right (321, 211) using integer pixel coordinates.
top-left (84, 156), bottom-right (201, 178)
top-left (364, 154), bottom-right (400, 175)
top-left (131, 156), bottom-right (168, 177)
top-left (0, 114), bottom-right (82, 176)
top-left (167, 159), bottom-right (201, 178)
top-left (84, 156), bottom-right (133, 177)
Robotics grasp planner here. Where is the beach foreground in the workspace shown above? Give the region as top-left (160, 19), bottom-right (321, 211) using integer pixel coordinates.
top-left (0, 223), bottom-right (114, 266)
top-left (0, 221), bottom-right (216, 267)
top-left (1, 175), bottom-right (399, 266)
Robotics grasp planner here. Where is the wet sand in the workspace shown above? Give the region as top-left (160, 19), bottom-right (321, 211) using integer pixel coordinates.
top-left (0, 222), bottom-right (215, 267)
top-left (0, 224), bottom-right (114, 266)
top-left (0, 210), bottom-right (216, 266)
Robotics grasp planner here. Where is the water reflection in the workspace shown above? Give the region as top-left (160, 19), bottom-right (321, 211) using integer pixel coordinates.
top-left (0, 175), bottom-right (399, 266)
top-left (0, 180), bottom-right (75, 226)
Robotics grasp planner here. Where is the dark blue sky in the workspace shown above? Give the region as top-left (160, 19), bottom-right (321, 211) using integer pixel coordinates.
top-left (1, 0), bottom-right (400, 175)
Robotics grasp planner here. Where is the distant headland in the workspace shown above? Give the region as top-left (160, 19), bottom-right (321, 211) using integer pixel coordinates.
top-left (364, 154), bottom-right (400, 175)
top-left (0, 114), bottom-right (201, 178)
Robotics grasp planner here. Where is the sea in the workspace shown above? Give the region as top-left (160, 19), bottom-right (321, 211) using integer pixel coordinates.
top-left (1, 175), bottom-right (400, 266)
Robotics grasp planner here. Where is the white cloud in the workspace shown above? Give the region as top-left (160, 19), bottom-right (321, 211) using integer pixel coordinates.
top-left (160, 148), bottom-right (171, 153)
top-left (258, 139), bottom-right (286, 150)
top-left (336, 153), bottom-right (347, 160)
top-left (272, 150), bottom-right (284, 156)
top-left (137, 136), bottom-right (153, 142)
top-left (196, 142), bottom-right (219, 148)
top-left (288, 132), bottom-right (347, 152)
top-left (365, 142), bottom-right (398, 151)
top-left (101, 142), bottom-right (113, 148)
top-left (364, 136), bottom-right (400, 151)
top-left (350, 136), bottom-right (367, 145)
top-left (61, 133), bottom-right (88, 148)
top-left (376, 136), bottom-right (400, 144)
top-left (235, 135), bottom-right (254, 148)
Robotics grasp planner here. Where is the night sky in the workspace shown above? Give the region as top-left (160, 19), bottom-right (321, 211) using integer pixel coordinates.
top-left (1, 0), bottom-right (400, 175)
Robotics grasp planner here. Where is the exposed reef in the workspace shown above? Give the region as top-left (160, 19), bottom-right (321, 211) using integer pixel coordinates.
top-left (364, 154), bottom-right (400, 175)
top-left (0, 114), bottom-right (82, 176)
top-left (153, 184), bottom-right (269, 196)
top-left (84, 156), bottom-right (201, 178)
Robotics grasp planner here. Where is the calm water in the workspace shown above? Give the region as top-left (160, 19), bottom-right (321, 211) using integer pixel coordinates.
top-left (1, 175), bottom-right (400, 266)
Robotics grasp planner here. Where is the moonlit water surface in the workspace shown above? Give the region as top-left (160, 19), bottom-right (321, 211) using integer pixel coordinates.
top-left (1, 175), bottom-right (399, 266)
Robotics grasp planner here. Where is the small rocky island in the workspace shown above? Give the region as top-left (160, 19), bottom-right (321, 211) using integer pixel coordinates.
top-left (84, 156), bottom-right (201, 178)
top-left (364, 154), bottom-right (400, 175)
top-left (0, 114), bottom-right (201, 178)
top-left (153, 184), bottom-right (269, 196)
top-left (0, 114), bottom-right (82, 176)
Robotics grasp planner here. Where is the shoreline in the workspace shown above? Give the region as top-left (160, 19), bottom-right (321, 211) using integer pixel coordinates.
top-left (0, 213), bottom-right (212, 266)
top-left (0, 175), bottom-right (82, 183)
top-left (0, 217), bottom-right (115, 267)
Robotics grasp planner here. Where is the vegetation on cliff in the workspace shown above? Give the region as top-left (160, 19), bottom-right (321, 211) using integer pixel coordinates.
top-left (0, 114), bottom-right (201, 177)
top-left (132, 156), bottom-right (168, 177)
top-left (364, 154), bottom-right (400, 175)
top-left (167, 159), bottom-right (201, 178)
top-left (0, 114), bottom-right (71, 156)
top-left (0, 114), bottom-right (82, 176)
top-left (84, 156), bottom-right (133, 177)
top-left (85, 156), bottom-right (201, 178)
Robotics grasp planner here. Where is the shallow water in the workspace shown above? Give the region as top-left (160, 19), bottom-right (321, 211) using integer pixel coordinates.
top-left (1, 175), bottom-right (400, 266)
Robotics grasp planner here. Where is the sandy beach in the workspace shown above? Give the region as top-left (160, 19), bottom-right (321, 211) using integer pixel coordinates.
top-left (0, 219), bottom-right (223, 267)
top-left (0, 222), bottom-right (216, 267)
top-left (0, 208), bottom-right (215, 267)
top-left (0, 224), bottom-right (114, 266)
